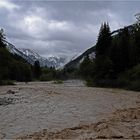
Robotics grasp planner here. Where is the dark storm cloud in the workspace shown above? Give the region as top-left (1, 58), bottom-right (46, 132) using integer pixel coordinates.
top-left (0, 0), bottom-right (140, 58)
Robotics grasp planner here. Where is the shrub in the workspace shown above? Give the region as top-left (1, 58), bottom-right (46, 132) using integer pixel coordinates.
top-left (53, 80), bottom-right (63, 84)
top-left (86, 78), bottom-right (95, 87)
top-left (0, 80), bottom-right (15, 85)
top-left (40, 73), bottom-right (53, 81)
top-left (129, 80), bottom-right (140, 91)
top-left (117, 64), bottom-right (140, 91)
top-left (117, 73), bottom-right (130, 88)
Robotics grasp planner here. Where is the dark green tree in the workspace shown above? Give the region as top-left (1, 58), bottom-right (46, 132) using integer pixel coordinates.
top-left (33, 61), bottom-right (41, 79)
top-left (94, 22), bottom-right (113, 83)
top-left (0, 29), bottom-right (6, 48)
top-left (134, 23), bottom-right (140, 63)
top-left (0, 48), bottom-right (11, 80)
top-left (79, 55), bottom-right (95, 79)
top-left (94, 56), bottom-right (113, 83)
top-left (96, 22), bottom-right (112, 57)
top-left (119, 27), bottom-right (130, 71)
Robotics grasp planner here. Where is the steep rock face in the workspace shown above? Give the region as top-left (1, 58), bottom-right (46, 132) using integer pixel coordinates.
top-left (4, 40), bottom-right (67, 68)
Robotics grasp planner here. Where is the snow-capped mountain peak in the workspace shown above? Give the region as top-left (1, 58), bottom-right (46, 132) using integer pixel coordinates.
top-left (4, 40), bottom-right (67, 68)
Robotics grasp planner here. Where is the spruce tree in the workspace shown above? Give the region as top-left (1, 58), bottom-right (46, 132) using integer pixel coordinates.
top-left (94, 22), bottom-right (113, 84)
top-left (96, 22), bottom-right (112, 57)
top-left (33, 61), bottom-right (41, 79)
top-left (0, 29), bottom-right (6, 48)
top-left (79, 55), bottom-right (94, 78)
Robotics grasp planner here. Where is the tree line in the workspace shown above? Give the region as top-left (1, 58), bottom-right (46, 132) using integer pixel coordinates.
top-left (0, 29), bottom-right (42, 84)
top-left (79, 21), bottom-right (140, 90)
top-left (0, 31), bottom-right (26, 83)
top-left (0, 29), bottom-right (64, 85)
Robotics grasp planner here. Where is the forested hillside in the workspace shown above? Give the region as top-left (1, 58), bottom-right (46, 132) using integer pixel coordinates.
top-left (79, 21), bottom-right (140, 91)
top-left (0, 29), bottom-right (33, 84)
top-left (0, 29), bottom-right (64, 84)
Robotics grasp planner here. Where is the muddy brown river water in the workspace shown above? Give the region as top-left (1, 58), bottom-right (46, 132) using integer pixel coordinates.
top-left (0, 80), bottom-right (140, 139)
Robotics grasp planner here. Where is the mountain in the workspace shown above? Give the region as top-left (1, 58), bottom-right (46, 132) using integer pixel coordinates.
top-left (4, 40), bottom-right (67, 68)
top-left (18, 48), bottom-right (67, 68)
top-left (65, 24), bottom-right (134, 69)
top-left (65, 46), bottom-right (96, 69)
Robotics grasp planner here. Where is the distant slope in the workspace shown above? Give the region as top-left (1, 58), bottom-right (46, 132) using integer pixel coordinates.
top-left (4, 40), bottom-right (35, 65)
top-left (65, 46), bottom-right (96, 69)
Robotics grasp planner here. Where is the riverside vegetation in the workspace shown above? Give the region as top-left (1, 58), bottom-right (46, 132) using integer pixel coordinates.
top-left (0, 29), bottom-right (63, 84)
top-left (79, 22), bottom-right (140, 91)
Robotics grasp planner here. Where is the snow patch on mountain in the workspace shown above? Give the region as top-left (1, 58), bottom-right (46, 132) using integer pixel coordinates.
top-left (4, 40), bottom-right (68, 68)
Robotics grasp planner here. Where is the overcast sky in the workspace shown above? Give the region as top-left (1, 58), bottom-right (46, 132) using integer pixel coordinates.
top-left (0, 0), bottom-right (140, 58)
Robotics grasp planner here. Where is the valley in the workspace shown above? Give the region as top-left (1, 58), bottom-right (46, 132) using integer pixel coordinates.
top-left (0, 2), bottom-right (140, 139)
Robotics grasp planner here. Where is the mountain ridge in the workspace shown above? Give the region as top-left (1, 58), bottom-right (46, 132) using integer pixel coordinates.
top-left (64, 24), bottom-right (134, 69)
top-left (4, 40), bottom-right (67, 68)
